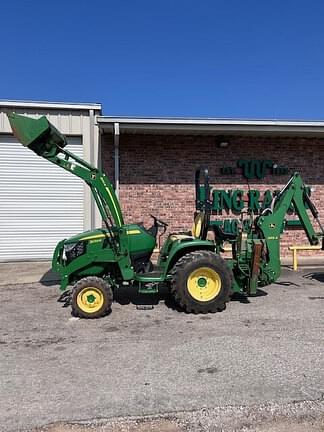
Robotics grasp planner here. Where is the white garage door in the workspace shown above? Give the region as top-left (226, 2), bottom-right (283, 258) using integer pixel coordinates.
top-left (0, 135), bottom-right (84, 260)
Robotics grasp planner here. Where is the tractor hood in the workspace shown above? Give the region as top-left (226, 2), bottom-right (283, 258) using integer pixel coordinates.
top-left (64, 229), bottom-right (113, 245)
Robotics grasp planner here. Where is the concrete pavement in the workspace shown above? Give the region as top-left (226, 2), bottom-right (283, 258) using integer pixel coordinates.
top-left (0, 267), bottom-right (323, 431)
top-left (0, 261), bottom-right (56, 285)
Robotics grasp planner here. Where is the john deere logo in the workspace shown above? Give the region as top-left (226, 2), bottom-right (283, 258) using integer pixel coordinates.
top-left (221, 159), bottom-right (288, 180)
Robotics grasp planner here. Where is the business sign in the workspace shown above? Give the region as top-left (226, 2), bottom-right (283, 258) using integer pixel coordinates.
top-left (199, 160), bottom-right (308, 234)
top-left (212, 189), bottom-right (276, 212)
top-left (220, 159), bottom-right (288, 179)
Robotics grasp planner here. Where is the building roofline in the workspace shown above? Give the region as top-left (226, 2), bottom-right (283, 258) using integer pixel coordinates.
top-left (0, 99), bottom-right (102, 111)
top-left (97, 115), bottom-right (324, 127)
top-left (97, 116), bottom-right (324, 136)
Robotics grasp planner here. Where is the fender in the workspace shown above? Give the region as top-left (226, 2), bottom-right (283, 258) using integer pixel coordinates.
top-left (162, 238), bottom-right (216, 277)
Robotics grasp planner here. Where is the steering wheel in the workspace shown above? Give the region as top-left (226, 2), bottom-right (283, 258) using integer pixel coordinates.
top-left (150, 214), bottom-right (168, 227)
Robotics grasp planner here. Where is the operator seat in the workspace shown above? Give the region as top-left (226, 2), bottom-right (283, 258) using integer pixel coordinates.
top-left (169, 211), bottom-right (207, 241)
top-left (191, 212), bottom-right (206, 239)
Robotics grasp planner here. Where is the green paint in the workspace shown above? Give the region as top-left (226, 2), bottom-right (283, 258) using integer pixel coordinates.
top-left (220, 190), bottom-right (232, 210)
top-left (248, 190), bottom-right (261, 212)
top-left (237, 159), bottom-right (273, 179)
top-left (212, 190), bottom-right (221, 211)
top-left (272, 165), bottom-right (289, 176)
top-left (7, 112), bottom-right (67, 157)
top-left (198, 277), bottom-right (207, 287)
top-left (262, 190), bottom-right (272, 208)
top-left (232, 190), bottom-right (244, 212)
top-left (207, 188), bottom-right (312, 226)
top-left (220, 159), bottom-right (288, 180)
top-left (220, 166), bottom-right (234, 175)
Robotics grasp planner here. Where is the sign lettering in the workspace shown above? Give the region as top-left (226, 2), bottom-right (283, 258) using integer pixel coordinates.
top-left (220, 159), bottom-right (289, 180)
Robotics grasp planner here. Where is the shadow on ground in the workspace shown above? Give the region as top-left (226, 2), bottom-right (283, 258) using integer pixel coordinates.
top-left (303, 271), bottom-right (324, 283)
top-left (51, 277), bottom-right (272, 313)
top-left (40, 269), bottom-right (60, 286)
top-left (114, 284), bottom-right (167, 308)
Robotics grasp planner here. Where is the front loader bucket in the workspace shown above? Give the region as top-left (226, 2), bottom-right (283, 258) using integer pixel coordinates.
top-left (7, 112), bottom-right (67, 157)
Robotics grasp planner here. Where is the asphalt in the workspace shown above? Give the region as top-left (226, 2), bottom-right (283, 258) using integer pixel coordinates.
top-left (0, 267), bottom-right (323, 431)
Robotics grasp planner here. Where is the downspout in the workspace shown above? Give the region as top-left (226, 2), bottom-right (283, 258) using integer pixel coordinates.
top-left (114, 122), bottom-right (120, 197)
top-left (89, 109), bottom-right (96, 229)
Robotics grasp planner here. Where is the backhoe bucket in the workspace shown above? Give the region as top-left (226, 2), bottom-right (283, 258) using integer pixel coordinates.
top-left (7, 112), bottom-right (67, 157)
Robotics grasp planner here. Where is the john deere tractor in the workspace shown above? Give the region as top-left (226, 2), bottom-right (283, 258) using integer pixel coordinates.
top-left (7, 113), bottom-right (324, 319)
top-left (7, 113), bottom-right (232, 318)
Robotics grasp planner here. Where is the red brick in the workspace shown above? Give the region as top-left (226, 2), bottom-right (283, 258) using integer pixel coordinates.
top-left (101, 133), bottom-right (324, 258)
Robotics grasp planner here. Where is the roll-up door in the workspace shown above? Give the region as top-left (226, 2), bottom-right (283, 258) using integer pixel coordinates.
top-left (0, 135), bottom-right (84, 260)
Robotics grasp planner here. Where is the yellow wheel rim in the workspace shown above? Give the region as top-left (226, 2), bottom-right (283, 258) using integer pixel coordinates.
top-left (187, 267), bottom-right (222, 302)
top-left (77, 287), bottom-right (104, 314)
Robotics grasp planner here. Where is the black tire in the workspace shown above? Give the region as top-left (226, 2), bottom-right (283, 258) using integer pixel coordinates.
top-left (71, 276), bottom-right (113, 319)
top-left (170, 250), bottom-right (232, 314)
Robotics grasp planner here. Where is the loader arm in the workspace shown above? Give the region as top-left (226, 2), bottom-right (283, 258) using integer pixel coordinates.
top-left (255, 172), bottom-right (324, 284)
top-left (7, 112), bottom-right (124, 230)
top-left (45, 147), bottom-right (124, 229)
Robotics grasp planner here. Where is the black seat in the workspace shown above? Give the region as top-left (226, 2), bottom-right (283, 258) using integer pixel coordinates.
top-left (212, 225), bottom-right (237, 241)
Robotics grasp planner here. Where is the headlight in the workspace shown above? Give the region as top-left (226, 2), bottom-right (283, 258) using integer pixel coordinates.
top-left (64, 241), bottom-right (85, 263)
top-left (64, 242), bottom-right (78, 253)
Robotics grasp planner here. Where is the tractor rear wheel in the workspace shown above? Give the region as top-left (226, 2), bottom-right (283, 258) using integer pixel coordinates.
top-left (170, 251), bottom-right (232, 313)
top-left (71, 276), bottom-right (113, 319)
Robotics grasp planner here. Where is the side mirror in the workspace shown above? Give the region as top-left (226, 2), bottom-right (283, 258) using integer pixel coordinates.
top-left (7, 112), bottom-right (67, 157)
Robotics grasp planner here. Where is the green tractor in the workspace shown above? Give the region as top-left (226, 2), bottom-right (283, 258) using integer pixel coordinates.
top-left (7, 113), bottom-right (324, 319)
top-left (7, 113), bottom-right (232, 318)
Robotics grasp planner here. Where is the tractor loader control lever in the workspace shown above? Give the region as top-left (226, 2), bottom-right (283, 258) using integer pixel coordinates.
top-left (150, 214), bottom-right (168, 228)
top-left (150, 215), bottom-right (168, 249)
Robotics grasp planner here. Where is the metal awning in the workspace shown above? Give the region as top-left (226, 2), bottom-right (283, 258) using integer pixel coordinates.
top-left (97, 116), bottom-right (324, 137)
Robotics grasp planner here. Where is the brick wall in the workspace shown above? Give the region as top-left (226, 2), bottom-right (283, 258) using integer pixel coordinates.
top-left (102, 133), bottom-right (324, 257)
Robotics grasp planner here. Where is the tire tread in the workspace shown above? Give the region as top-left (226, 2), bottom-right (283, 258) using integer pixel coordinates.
top-left (170, 250), bottom-right (231, 314)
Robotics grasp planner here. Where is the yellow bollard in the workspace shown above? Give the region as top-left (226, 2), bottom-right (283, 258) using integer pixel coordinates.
top-left (289, 245), bottom-right (321, 271)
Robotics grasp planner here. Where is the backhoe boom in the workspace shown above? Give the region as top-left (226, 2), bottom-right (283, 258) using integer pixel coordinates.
top-left (248, 172), bottom-right (324, 287)
top-left (263, 173), bottom-right (320, 244)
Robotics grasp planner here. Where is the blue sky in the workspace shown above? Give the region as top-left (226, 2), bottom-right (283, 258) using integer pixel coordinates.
top-left (1, 0), bottom-right (324, 119)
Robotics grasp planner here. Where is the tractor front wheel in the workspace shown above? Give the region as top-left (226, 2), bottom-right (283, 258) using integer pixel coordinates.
top-left (71, 277), bottom-right (113, 319)
top-left (170, 251), bottom-right (232, 314)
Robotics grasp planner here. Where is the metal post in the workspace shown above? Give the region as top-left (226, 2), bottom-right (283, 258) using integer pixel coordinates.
top-left (89, 109), bottom-right (96, 229)
top-left (114, 122), bottom-right (120, 197)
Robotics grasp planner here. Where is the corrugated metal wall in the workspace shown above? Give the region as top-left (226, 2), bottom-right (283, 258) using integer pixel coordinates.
top-left (0, 135), bottom-right (83, 260)
top-left (0, 109), bottom-right (89, 137)
top-left (0, 103), bottom-right (101, 260)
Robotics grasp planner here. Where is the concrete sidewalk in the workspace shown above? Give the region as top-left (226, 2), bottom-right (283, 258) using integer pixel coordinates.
top-left (1, 255), bottom-right (324, 286)
top-left (0, 261), bottom-right (58, 285)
